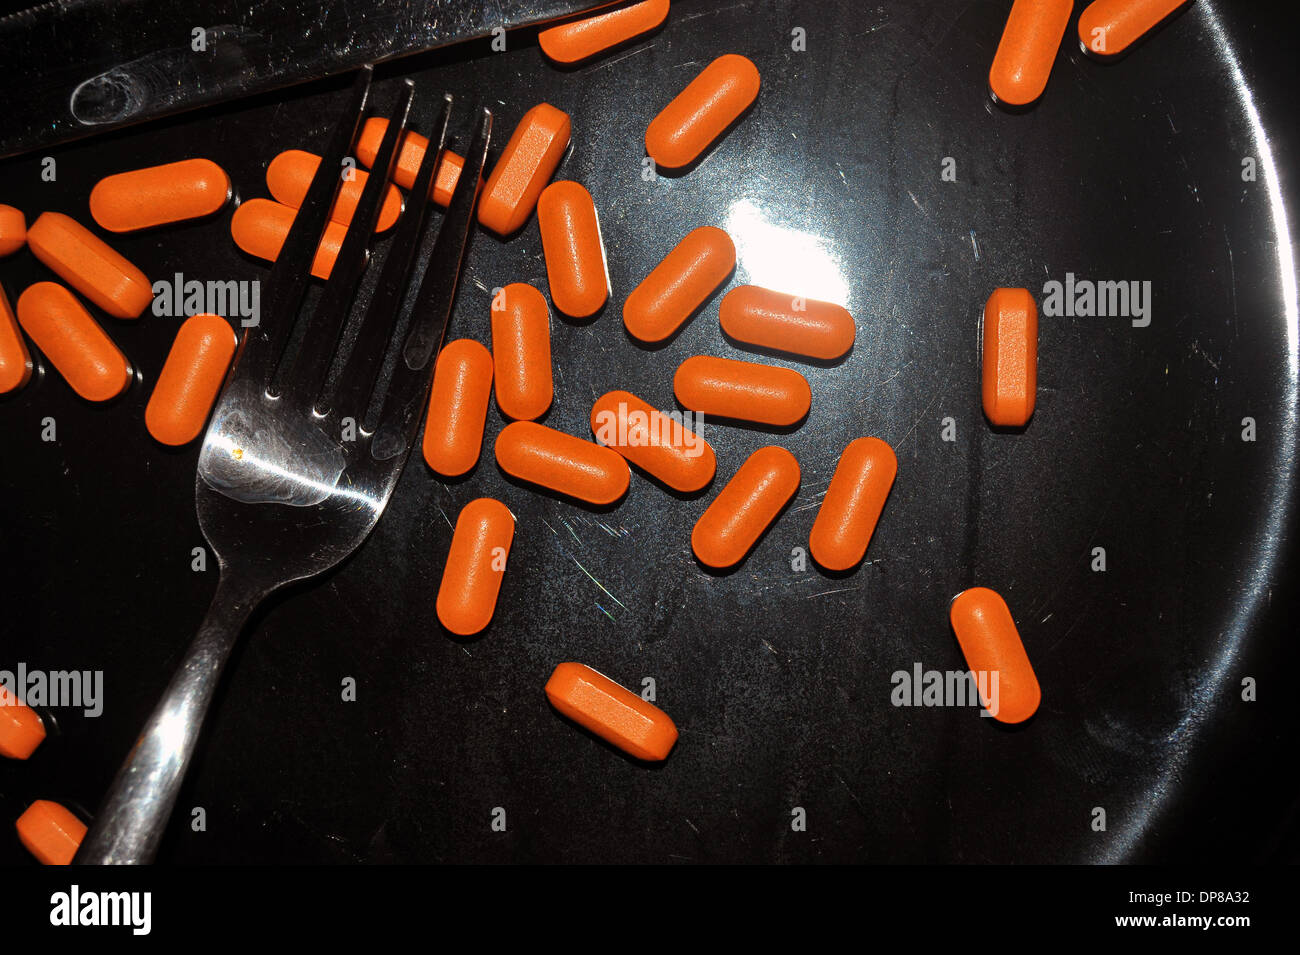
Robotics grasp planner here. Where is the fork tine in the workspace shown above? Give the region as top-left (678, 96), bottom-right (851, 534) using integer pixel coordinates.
top-left (367, 105), bottom-right (493, 459)
top-left (401, 105), bottom-right (493, 374)
top-left (273, 80), bottom-right (417, 409)
top-left (323, 93), bottom-right (454, 420)
top-left (240, 66), bottom-right (373, 387)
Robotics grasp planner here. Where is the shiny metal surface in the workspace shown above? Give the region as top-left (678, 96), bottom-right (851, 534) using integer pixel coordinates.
top-left (1, 0), bottom-right (1296, 863)
top-left (70, 72), bottom-right (493, 863)
top-left (0, 0), bottom-right (605, 158)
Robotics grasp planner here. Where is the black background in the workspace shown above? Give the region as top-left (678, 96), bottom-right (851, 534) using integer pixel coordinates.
top-left (1, 0), bottom-right (1297, 864)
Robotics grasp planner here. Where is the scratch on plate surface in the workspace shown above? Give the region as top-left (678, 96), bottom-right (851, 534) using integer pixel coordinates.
top-left (587, 44), bottom-right (651, 75)
top-left (807, 586), bottom-right (862, 600)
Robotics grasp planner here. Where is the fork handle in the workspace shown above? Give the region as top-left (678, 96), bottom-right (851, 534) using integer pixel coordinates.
top-left (74, 570), bottom-right (267, 864)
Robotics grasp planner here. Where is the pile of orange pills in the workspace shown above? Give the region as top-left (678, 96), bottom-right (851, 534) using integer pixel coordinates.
top-left (2, 0), bottom-right (1207, 798)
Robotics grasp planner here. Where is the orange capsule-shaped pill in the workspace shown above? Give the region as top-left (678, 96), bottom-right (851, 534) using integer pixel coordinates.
top-left (590, 389), bottom-right (716, 493)
top-left (692, 446), bottom-right (799, 568)
top-left (949, 587), bottom-right (1041, 724)
top-left (0, 204), bottom-right (25, 257)
top-left (673, 355), bottom-right (810, 426)
top-left (624, 226), bottom-right (735, 343)
top-left (538, 180), bottom-right (609, 318)
top-left (16, 282), bottom-right (131, 402)
top-left (988, 0), bottom-right (1072, 106)
top-left (145, 314), bottom-right (237, 446)
top-left (490, 283), bottom-right (552, 420)
top-left (428, 149), bottom-right (468, 207)
top-left (0, 285), bottom-right (34, 394)
top-left (1078, 0), bottom-right (1189, 56)
top-left (428, 149), bottom-right (467, 207)
top-left (230, 198), bottom-right (344, 280)
top-left (0, 684), bottom-right (45, 760)
top-left (546, 662), bottom-right (679, 761)
top-left (539, 0), bottom-right (671, 64)
top-left (495, 420), bottom-right (630, 505)
top-left (478, 103), bottom-right (572, 236)
top-left (720, 285), bottom-right (855, 360)
top-left (89, 158), bottom-right (231, 233)
top-left (266, 149), bottom-right (402, 232)
top-left (645, 54), bottom-right (760, 170)
top-left (355, 118), bottom-right (467, 207)
top-left (436, 497), bottom-right (515, 636)
top-left (982, 287), bottom-right (1037, 427)
top-left (15, 800), bottom-right (87, 865)
top-left (809, 437), bottom-right (897, 571)
top-left (26, 212), bottom-right (153, 319)
top-left (422, 338), bottom-right (494, 477)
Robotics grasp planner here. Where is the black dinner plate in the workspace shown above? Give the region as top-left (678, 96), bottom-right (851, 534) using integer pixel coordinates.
top-left (1, 0), bottom-right (1296, 863)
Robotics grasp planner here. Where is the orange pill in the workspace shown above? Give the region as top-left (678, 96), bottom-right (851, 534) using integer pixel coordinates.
top-left (266, 149), bottom-right (403, 232)
top-left (809, 437), bottom-right (897, 571)
top-left (545, 662), bottom-right (678, 761)
top-left (1079, 0), bottom-right (1189, 56)
top-left (673, 355), bottom-right (810, 426)
top-left (16, 282), bottom-right (131, 402)
top-left (539, 0), bottom-right (671, 64)
top-left (0, 204), bottom-right (25, 256)
top-left (590, 389), bottom-right (716, 493)
top-left (230, 198), bottom-right (344, 280)
top-left (490, 283), bottom-right (552, 420)
top-left (988, 0), bottom-right (1072, 106)
top-left (645, 54), bottom-right (760, 169)
top-left (15, 800), bottom-right (86, 866)
top-left (949, 587), bottom-right (1041, 724)
top-left (538, 180), bottom-right (609, 318)
top-left (89, 158), bottom-right (231, 233)
top-left (0, 684), bottom-right (45, 760)
top-left (422, 338), bottom-right (494, 477)
top-left (720, 285), bottom-right (855, 360)
top-left (692, 446), bottom-right (799, 568)
top-left (0, 284), bottom-right (33, 394)
top-left (436, 498), bottom-right (515, 636)
top-left (26, 212), bottom-right (153, 319)
top-left (623, 226), bottom-right (735, 342)
top-left (145, 314), bottom-right (237, 446)
top-left (355, 118), bottom-right (467, 207)
top-left (495, 420), bottom-right (630, 505)
top-left (982, 287), bottom-right (1038, 427)
top-left (429, 149), bottom-right (467, 207)
top-left (478, 103), bottom-right (571, 235)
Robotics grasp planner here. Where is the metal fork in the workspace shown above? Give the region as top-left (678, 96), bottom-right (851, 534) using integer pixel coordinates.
top-left (74, 66), bottom-right (493, 864)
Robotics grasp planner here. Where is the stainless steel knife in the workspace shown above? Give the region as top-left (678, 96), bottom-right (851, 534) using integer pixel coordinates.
top-left (0, 0), bottom-right (613, 159)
